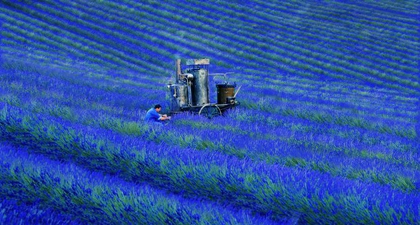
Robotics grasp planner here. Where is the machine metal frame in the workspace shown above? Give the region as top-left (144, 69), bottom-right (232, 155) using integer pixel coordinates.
top-left (167, 59), bottom-right (240, 118)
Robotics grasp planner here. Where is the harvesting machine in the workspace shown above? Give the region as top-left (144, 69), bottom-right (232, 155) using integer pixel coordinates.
top-left (167, 59), bottom-right (240, 118)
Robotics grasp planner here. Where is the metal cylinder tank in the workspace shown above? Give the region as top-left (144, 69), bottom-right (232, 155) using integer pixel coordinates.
top-left (169, 84), bottom-right (188, 111)
top-left (191, 68), bottom-right (209, 106)
top-left (216, 84), bottom-right (235, 104)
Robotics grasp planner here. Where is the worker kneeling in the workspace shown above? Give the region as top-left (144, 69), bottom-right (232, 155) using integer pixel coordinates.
top-left (144, 104), bottom-right (171, 125)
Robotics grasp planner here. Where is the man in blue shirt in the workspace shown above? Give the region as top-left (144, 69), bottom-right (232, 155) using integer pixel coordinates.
top-left (144, 104), bottom-right (171, 124)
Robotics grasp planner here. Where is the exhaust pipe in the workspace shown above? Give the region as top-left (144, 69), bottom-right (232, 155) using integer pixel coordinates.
top-left (176, 59), bottom-right (181, 83)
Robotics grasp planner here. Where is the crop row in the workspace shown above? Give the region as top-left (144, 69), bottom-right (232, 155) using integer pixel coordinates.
top-left (2, 38), bottom-right (164, 96)
top-left (342, 0), bottom-right (420, 17)
top-left (5, 48), bottom-right (167, 89)
top-left (180, 0), bottom-right (416, 71)
top-left (9, 62), bottom-right (413, 129)
top-left (4, 0), bottom-right (418, 94)
top-left (28, 0), bottom-right (230, 73)
top-left (235, 69), bottom-right (418, 105)
top-left (0, 41), bottom-right (113, 77)
top-left (30, 0), bottom-right (348, 89)
top-left (0, 0), bottom-right (404, 90)
top-left (169, 115), bottom-right (420, 191)
top-left (223, 0), bottom-right (419, 50)
top-left (2, 71), bottom-right (419, 195)
top-left (4, 48), bottom-right (414, 139)
top-left (7, 0), bottom-right (420, 75)
top-left (3, 59), bottom-right (420, 221)
top-left (2, 58), bottom-right (416, 154)
top-left (31, 1), bottom-right (177, 72)
top-left (277, 0), bottom-right (420, 34)
top-left (8, 53), bottom-right (419, 138)
top-left (2, 0), bottom-right (416, 151)
top-left (0, 39), bottom-right (150, 83)
top-left (1, 22), bottom-right (126, 73)
top-left (240, 68), bottom-right (415, 99)
top-left (0, 142), bottom-right (278, 224)
top-left (0, 6), bottom-right (165, 75)
top-left (236, 77), bottom-right (416, 119)
top-left (39, 0), bottom-right (257, 70)
top-left (1, 103), bottom-right (419, 224)
top-left (4, 67), bottom-right (414, 160)
top-left (0, 51), bottom-right (94, 78)
top-left (120, 0), bottom-right (418, 83)
top-left (217, 1), bottom-right (415, 79)
top-left (238, 79), bottom-right (416, 124)
top-left (109, 0), bottom-right (420, 92)
top-left (0, 198), bottom-right (81, 225)
top-left (0, 33), bottom-right (64, 59)
top-left (0, 61), bottom-right (165, 115)
top-left (2, 59), bottom-right (416, 147)
top-left (2, 12), bottom-right (416, 174)
top-left (179, 110), bottom-right (418, 155)
top-left (208, 0), bottom-right (418, 67)
top-left (239, 90), bottom-right (416, 132)
top-left (0, 65), bottom-right (414, 167)
top-left (2, 46), bottom-right (87, 74)
top-left (81, 0), bottom-right (416, 94)
top-left (231, 3), bottom-right (418, 86)
top-left (4, 81), bottom-right (418, 185)
top-left (248, 80), bottom-right (418, 116)
top-left (238, 106), bottom-right (415, 141)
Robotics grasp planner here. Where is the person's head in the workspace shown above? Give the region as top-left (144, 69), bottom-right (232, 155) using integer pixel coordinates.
top-left (154, 104), bottom-right (162, 112)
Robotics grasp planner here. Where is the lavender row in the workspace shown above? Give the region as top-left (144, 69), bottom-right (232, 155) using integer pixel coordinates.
top-left (182, 0), bottom-right (418, 69)
top-left (1, 22), bottom-right (126, 72)
top-left (1, 102), bottom-right (419, 224)
top-left (0, 199), bottom-right (81, 225)
top-left (2, 62), bottom-right (416, 191)
top-left (4, 82), bottom-right (418, 194)
top-left (238, 95), bottom-right (416, 139)
top-left (4, 57), bottom-right (410, 138)
top-left (9, 1), bottom-right (169, 74)
top-left (2, 60), bottom-right (415, 145)
top-left (1, 6), bottom-right (168, 77)
top-left (3, 77), bottom-right (417, 194)
top-left (237, 80), bottom-right (416, 124)
top-left (3, 0), bottom-right (416, 93)
top-left (0, 6), bottom-right (164, 75)
top-left (46, 0), bottom-right (243, 70)
top-left (0, 59), bottom-right (165, 111)
top-left (0, 142), bottom-right (279, 224)
top-left (173, 0), bottom-right (416, 82)
top-left (0, 0), bottom-right (396, 89)
top-left (127, 0), bottom-right (416, 88)
top-left (4, 54), bottom-right (414, 136)
top-left (166, 113), bottom-right (420, 191)
top-left (239, 70), bottom-right (416, 99)
top-left (2, 58), bottom-right (415, 149)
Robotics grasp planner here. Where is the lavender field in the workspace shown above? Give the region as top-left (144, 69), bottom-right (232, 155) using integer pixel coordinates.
top-left (1, 0), bottom-right (420, 224)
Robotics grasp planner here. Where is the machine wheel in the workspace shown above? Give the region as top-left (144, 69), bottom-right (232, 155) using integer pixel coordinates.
top-left (199, 104), bottom-right (222, 119)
